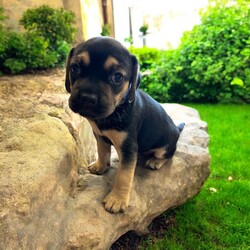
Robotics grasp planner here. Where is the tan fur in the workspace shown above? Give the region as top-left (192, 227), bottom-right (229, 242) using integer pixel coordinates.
top-left (87, 127), bottom-right (135, 213)
top-left (146, 147), bottom-right (168, 170)
top-left (114, 81), bottom-right (129, 106)
top-left (101, 130), bottom-right (126, 151)
top-left (77, 51), bottom-right (90, 66)
top-left (87, 120), bottom-right (102, 135)
top-left (102, 130), bottom-right (136, 213)
top-left (104, 56), bottom-right (119, 70)
top-left (146, 158), bottom-right (168, 170)
top-left (88, 135), bottom-right (111, 175)
top-left (103, 159), bottom-right (136, 213)
top-left (154, 147), bottom-right (167, 159)
top-left (98, 83), bottom-right (117, 116)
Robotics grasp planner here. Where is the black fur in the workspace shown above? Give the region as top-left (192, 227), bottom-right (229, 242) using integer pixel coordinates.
top-left (65, 36), bottom-right (184, 164)
top-left (65, 37), bottom-right (185, 213)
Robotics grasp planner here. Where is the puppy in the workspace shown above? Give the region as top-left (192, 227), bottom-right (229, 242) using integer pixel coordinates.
top-left (65, 37), bottom-right (184, 213)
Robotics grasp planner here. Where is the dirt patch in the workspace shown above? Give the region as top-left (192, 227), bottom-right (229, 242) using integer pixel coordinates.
top-left (111, 211), bottom-right (177, 249)
top-left (0, 68), bottom-right (67, 120)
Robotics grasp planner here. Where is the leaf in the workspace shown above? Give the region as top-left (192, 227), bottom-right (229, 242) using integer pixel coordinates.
top-left (231, 77), bottom-right (244, 87)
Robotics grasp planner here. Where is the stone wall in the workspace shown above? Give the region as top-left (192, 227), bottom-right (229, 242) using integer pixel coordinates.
top-left (0, 0), bottom-right (114, 42)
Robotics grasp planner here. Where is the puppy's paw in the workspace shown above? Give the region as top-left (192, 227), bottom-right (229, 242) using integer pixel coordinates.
top-left (103, 191), bottom-right (128, 214)
top-left (88, 161), bottom-right (107, 175)
top-left (146, 158), bottom-right (167, 170)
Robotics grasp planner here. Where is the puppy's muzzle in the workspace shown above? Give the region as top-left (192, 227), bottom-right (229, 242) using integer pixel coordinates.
top-left (69, 89), bottom-right (99, 117)
top-left (69, 88), bottom-right (113, 120)
top-left (79, 92), bottom-right (98, 107)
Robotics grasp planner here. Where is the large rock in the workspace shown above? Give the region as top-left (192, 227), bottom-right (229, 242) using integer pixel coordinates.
top-left (0, 104), bottom-right (210, 249)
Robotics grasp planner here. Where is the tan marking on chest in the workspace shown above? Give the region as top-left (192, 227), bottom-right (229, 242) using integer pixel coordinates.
top-left (87, 121), bottom-right (127, 150)
top-left (102, 130), bottom-right (127, 149)
top-left (87, 120), bottom-right (102, 135)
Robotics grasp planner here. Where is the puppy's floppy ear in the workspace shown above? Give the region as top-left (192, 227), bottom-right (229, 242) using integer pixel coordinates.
top-left (128, 55), bottom-right (140, 103)
top-left (65, 47), bottom-right (75, 93)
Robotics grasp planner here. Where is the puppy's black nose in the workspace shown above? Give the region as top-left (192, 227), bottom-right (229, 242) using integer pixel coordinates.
top-left (79, 92), bottom-right (97, 106)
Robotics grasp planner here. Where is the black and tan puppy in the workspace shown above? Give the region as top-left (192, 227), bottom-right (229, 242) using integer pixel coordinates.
top-left (65, 37), bottom-right (184, 214)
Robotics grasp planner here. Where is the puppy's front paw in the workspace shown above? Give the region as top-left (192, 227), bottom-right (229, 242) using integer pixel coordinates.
top-left (88, 161), bottom-right (107, 175)
top-left (103, 191), bottom-right (128, 213)
top-left (146, 158), bottom-right (167, 170)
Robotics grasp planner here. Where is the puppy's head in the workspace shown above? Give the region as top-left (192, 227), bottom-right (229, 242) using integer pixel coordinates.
top-left (65, 37), bottom-right (140, 120)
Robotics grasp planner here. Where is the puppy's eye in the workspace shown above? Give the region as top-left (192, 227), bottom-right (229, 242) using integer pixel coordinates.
top-left (110, 73), bottom-right (124, 85)
top-left (70, 64), bottom-right (81, 76)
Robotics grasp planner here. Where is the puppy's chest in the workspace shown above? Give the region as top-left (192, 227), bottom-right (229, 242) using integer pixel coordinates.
top-left (88, 108), bottom-right (130, 133)
top-left (87, 120), bottom-right (127, 147)
top-left (87, 105), bottom-right (131, 146)
top-left (87, 119), bottom-right (123, 139)
top-left (87, 120), bottom-right (103, 136)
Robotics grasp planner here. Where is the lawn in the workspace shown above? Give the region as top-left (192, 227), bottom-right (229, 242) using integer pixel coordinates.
top-left (141, 104), bottom-right (250, 249)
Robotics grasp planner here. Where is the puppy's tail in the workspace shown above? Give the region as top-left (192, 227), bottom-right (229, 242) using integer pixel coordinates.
top-left (177, 122), bottom-right (185, 132)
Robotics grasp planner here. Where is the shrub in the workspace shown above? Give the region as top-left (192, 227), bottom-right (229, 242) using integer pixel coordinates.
top-left (3, 32), bottom-right (27, 73)
top-left (101, 24), bottom-right (111, 36)
top-left (0, 5), bottom-right (75, 74)
top-left (176, 0), bottom-right (250, 103)
top-left (140, 49), bottom-right (185, 103)
top-left (20, 5), bottom-right (76, 49)
top-left (23, 32), bottom-right (58, 69)
top-left (55, 40), bottom-right (71, 65)
top-left (129, 47), bottom-right (161, 72)
top-left (139, 0), bottom-right (250, 103)
top-left (2, 31), bottom-right (59, 74)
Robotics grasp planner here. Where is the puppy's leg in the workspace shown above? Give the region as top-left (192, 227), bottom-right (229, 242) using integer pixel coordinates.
top-left (102, 131), bottom-right (137, 213)
top-left (88, 134), bottom-right (111, 175)
top-left (103, 150), bottom-right (137, 213)
top-left (146, 146), bottom-right (171, 170)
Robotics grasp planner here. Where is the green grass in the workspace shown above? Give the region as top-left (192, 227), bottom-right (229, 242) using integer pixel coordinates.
top-left (142, 104), bottom-right (250, 250)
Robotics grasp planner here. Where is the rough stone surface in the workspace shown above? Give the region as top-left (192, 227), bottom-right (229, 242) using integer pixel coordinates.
top-left (0, 71), bottom-right (210, 249)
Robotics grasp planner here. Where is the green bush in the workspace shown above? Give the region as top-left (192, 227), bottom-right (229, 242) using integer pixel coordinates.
top-left (129, 47), bottom-right (161, 72)
top-left (0, 5), bottom-right (75, 74)
top-left (3, 32), bottom-right (27, 73)
top-left (2, 31), bottom-right (59, 73)
top-left (101, 24), bottom-right (111, 36)
top-left (178, 0), bottom-right (249, 103)
top-left (23, 32), bottom-right (58, 69)
top-left (20, 5), bottom-right (76, 49)
top-left (140, 0), bottom-right (250, 103)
